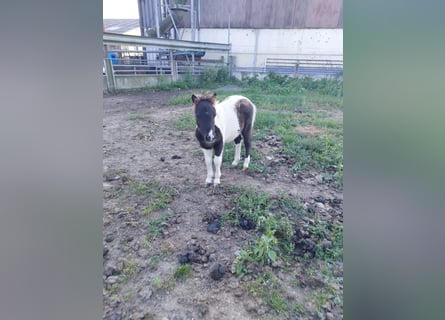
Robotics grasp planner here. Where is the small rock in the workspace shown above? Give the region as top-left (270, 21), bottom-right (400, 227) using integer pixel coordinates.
top-left (243, 299), bottom-right (257, 313)
top-left (228, 279), bottom-right (239, 289)
top-left (171, 155), bottom-right (182, 160)
top-left (103, 248), bottom-right (109, 257)
top-left (116, 261), bottom-right (125, 272)
top-left (160, 157), bottom-right (165, 162)
top-left (104, 235), bottom-right (114, 243)
top-left (326, 312), bottom-right (335, 320)
top-left (322, 239), bottom-right (332, 249)
top-left (138, 287), bottom-right (153, 300)
top-left (316, 202), bottom-right (326, 210)
top-left (207, 219), bottom-right (221, 234)
top-left (137, 249), bottom-right (149, 257)
top-left (106, 276), bottom-right (119, 286)
top-left (126, 236), bottom-right (134, 242)
top-left (103, 182), bottom-right (113, 190)
top-left (271, 258), bottom-right (284, 268)
top-left (234, 290), bottom-right (244, 297)
top-left (315, 174), bottom-right (324, 184)
top-left (107, 313), bottom-right (122, 320)
top-left (104, 264), bottom-right (120, 277)
top-left (314, 195), bottom-right (326, 203)
top-left (210, 263), bottom-right (225, 280)
top-left (197, 304), bottom-right (209, 317)
top-left (208, 253), bottom-right (217, 262)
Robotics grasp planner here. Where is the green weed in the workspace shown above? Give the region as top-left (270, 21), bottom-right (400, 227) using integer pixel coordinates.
top-left (121, 261), bottom-right (139, 282)
top-left (145, 212), bottom-right (171, 243)
top-left (171, 111), bottom-right (195, 131)
top-left (174, 264), bottom-right (193, 280)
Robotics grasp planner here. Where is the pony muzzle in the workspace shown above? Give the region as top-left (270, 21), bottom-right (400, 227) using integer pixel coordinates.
top-left (205, 129), bottom-right (215, 141)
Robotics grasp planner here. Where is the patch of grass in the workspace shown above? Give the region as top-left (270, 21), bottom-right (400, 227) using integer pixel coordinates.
top-left (171, 111), bottom-right (195, 131)
top-left (108, 284), bottom-right (121, 295)
top-left (224, 189), bottom-right (304, 229)
top-left (129, 180), bottom-right (176, 214)
top-left (152, 276), bottom-right (163, 289)
top-left (123, 292), bottom-right (133, 302)
top-left (152, 276), bottom-right (175, 290)
top-left (174, 264), bottom-right (193, 280)
top-left (127, 114), bottom-right (146, 121)
top-left (169, 94), bottom-right (192, 106)
top-left (148, 255), bottom-right (161, 268)
top-left (121, 261), bottom-right (139, 282)
top-left (285, 135), bottom-right (343, 189)
top-left (244, 271), bottom-right (290, 314)
top-left (227, 189), bottom-right (306, 274)
top-left (145, 212), bottom-right (171, 243)
top-left (266, 291), bottom-right (287, 313)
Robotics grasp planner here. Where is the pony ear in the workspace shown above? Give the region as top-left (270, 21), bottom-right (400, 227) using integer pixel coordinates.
top-left (191, 94), bottom-right (198, 104)
top-left (210, 93), bottom-right (217, 104)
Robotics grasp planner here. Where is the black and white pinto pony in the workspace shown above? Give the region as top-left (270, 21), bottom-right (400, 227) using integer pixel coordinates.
top-left (192, 92), bottom-right (257, 186)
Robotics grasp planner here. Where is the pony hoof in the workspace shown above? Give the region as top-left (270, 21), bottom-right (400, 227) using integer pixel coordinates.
top-left (206, 182), bottom-right (212, 188)
top-left (242, 167), bottom-right (248, 171)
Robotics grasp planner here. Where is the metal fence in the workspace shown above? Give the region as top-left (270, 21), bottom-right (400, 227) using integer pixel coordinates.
top-left (103, 33), bottom-right (231, 91)
top-left (102, 33), bottom-right (343, 91)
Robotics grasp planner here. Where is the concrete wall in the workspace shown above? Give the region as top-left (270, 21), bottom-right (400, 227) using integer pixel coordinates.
top-left (180, 28), bottom-right (343, 68)
top-left (103, 75), bottom-right (172, 92)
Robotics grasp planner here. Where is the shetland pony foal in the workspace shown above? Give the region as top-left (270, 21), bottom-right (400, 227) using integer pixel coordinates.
top-left (192, 92), bottom-right (257, 186)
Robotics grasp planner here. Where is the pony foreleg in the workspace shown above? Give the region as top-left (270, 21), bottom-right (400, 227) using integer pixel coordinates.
top-left (202, 148), bottom-right (214, 185)
top-left (213, 154), bottom-right (223, 185)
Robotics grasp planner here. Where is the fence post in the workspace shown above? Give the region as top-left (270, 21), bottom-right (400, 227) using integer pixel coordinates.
top-left (104, 58), bottom-right (116, 92)
top-left (294, 62), bottom-right (299, 77)
top-left (169, 50), bottom-right (177, 82)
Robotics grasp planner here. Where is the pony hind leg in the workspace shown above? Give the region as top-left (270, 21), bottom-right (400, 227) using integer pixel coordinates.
top-left (241, 128), bottom-right (252, 170)
top-left (232, 135), bottom-right (242, 166)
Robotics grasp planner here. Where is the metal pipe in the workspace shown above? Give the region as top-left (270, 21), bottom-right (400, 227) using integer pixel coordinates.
top-left (103, 32), bottom-right (231, 51)
top-left (197, 0), bottom-right (200, 41)
top-left (253, 29), bottom-right (259, 69)
top-left (153, 0), bottom-right (160, 37)
top-left (191, 0), bottom-right (195, 41)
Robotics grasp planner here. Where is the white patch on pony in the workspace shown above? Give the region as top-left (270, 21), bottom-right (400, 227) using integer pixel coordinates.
top-left (232, 143), bottom-right (241, 166)
top-left (202, 148), bottom-right (214, 184)
top-left (208, 129), bottom-right (214, 140)
top-left (213, 154), bottom-right (223, 185)
top-left (242, 155), bottom-right (251, 170)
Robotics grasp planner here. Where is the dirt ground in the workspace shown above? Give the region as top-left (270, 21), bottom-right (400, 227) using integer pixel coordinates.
top-left (103, 89), bottom-right (343, 320)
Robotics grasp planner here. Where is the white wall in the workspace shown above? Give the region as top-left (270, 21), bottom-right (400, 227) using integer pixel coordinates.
top-left (180, 28), bottom-right (343, 67)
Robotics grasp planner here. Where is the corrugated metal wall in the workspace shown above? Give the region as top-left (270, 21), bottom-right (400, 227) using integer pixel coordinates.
top-left (182, 0), bottom-right (342, 29)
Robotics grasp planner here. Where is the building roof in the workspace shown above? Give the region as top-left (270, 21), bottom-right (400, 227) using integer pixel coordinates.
top-left (103, 19), bottom-right (140, 34)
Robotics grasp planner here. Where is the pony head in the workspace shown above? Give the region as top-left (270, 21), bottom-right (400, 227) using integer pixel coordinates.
top-left (192, 92), bottom-right (217, 142)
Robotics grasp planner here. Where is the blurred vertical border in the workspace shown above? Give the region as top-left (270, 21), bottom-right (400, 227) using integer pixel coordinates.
top-left (345, 1), bottom-right (444, 319)
top-left (0, 1), bottom-right (103, 319)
